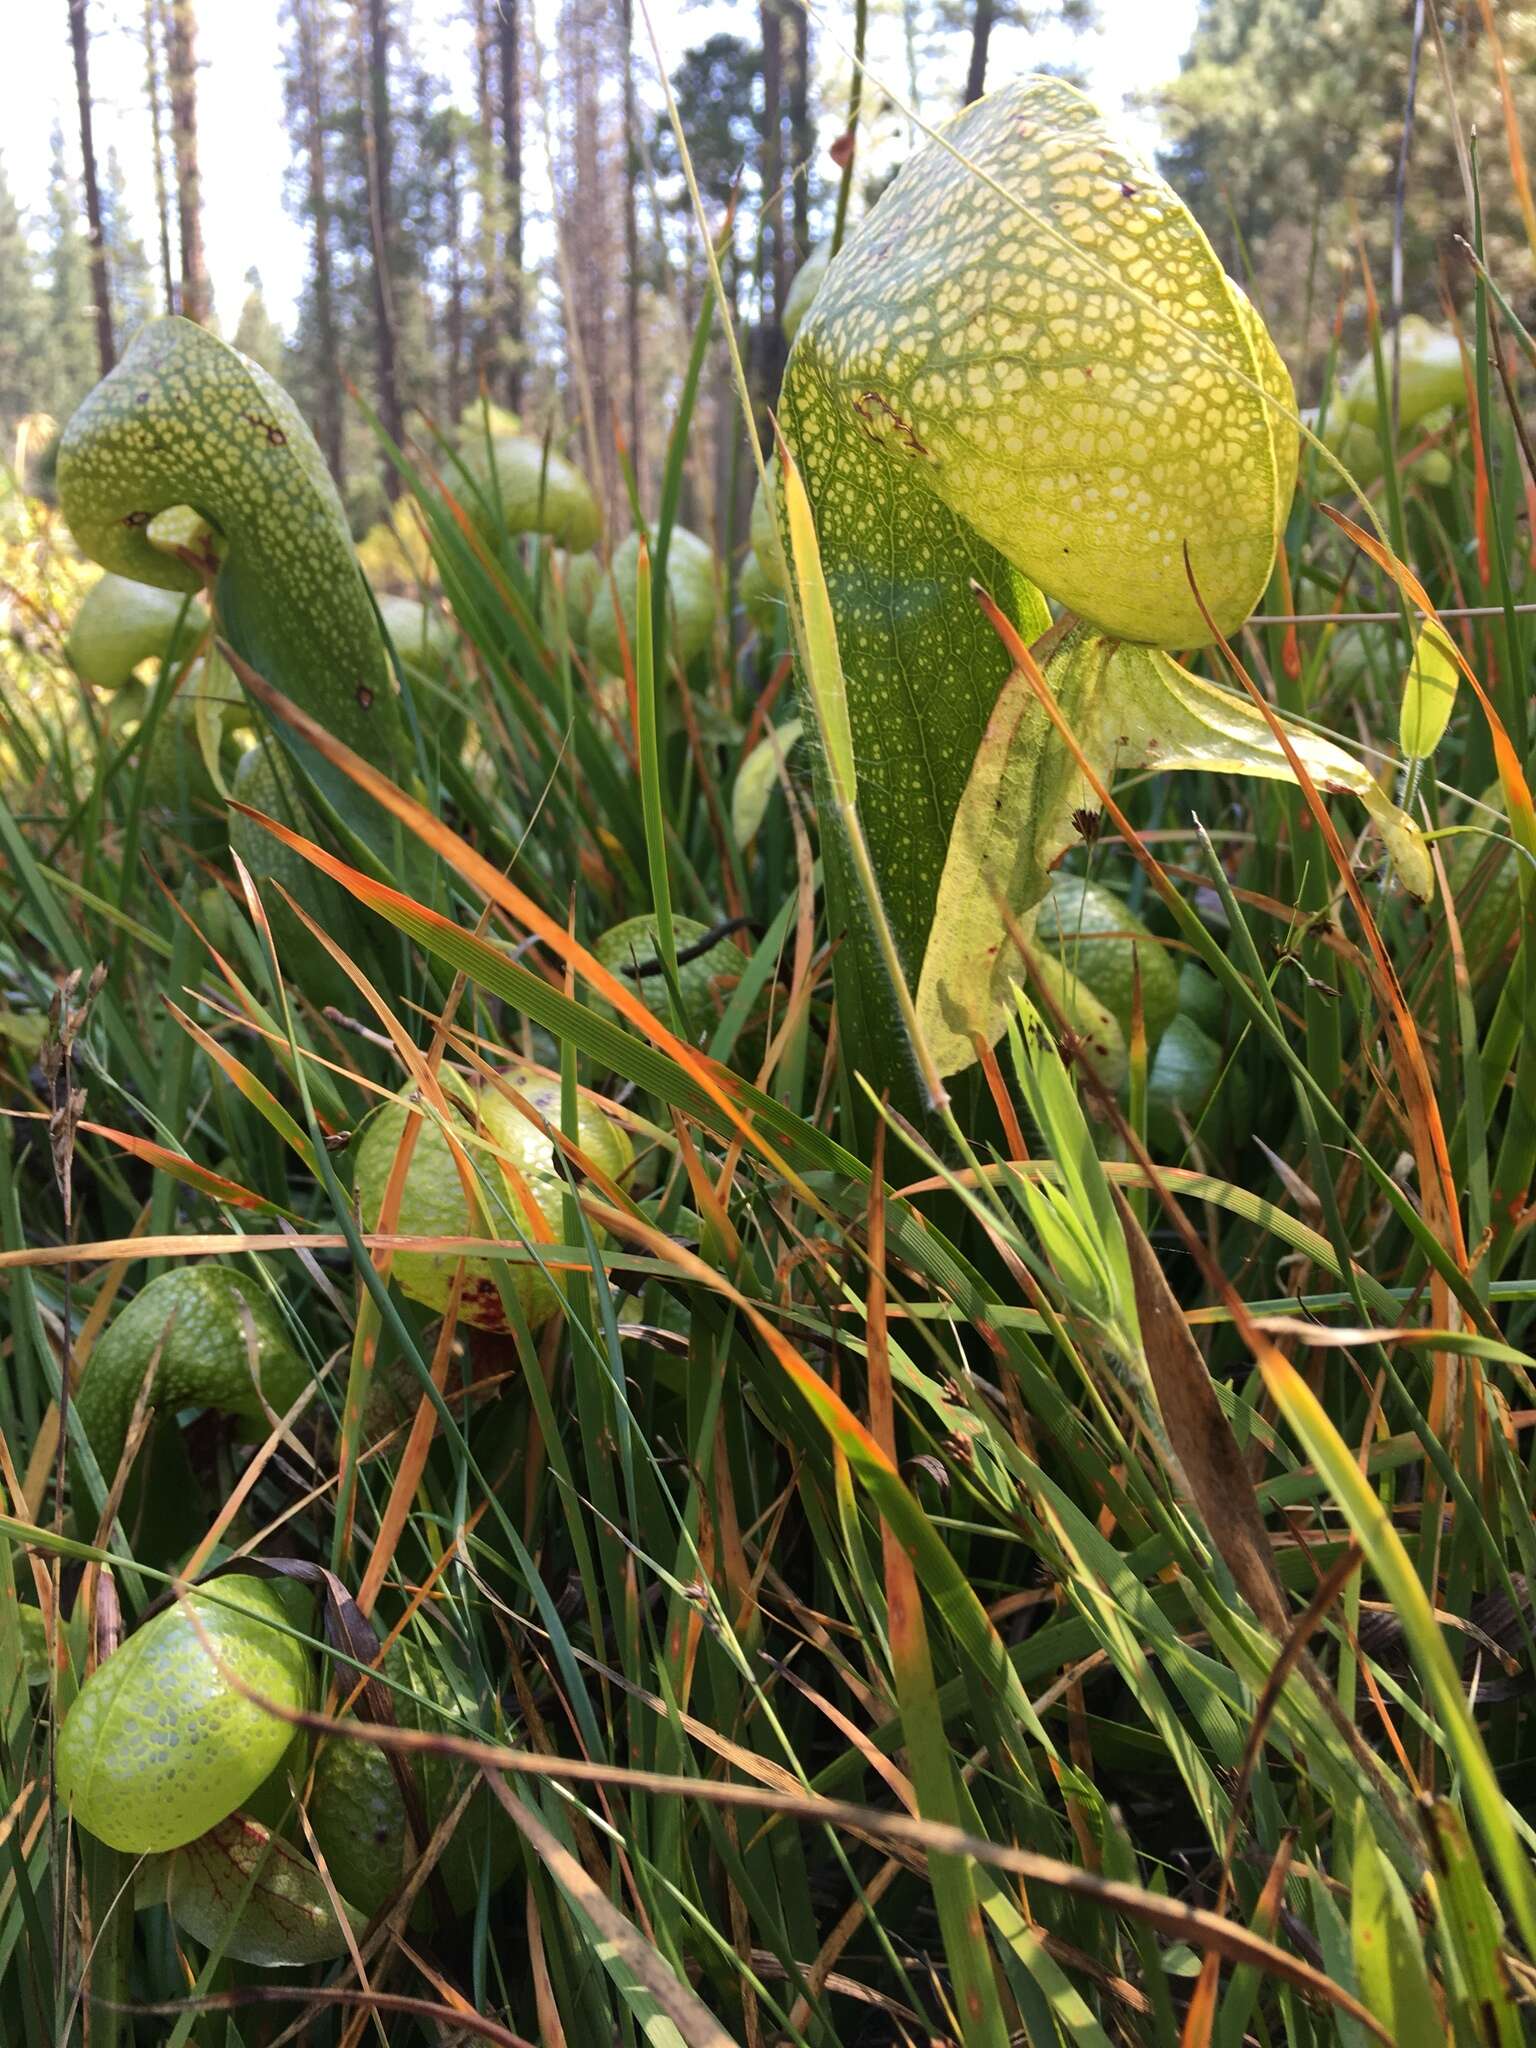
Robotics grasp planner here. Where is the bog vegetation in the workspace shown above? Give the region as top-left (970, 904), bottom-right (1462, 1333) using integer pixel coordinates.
top-left (2, 2), bottom-right (1536, 2045)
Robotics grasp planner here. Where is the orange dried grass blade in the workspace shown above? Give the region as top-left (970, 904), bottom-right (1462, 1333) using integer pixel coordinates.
top-left (162, 998), bottom-right (324, 1171)
top-left (0, 1431), bottom-right (60, 1624)
top-left (1189, 570), bottom-right (1468, 1279)
top-left (1317, 506), bottom-right (1536, 1413)
top-left (1272, 541), bottom-right (1302, 683)
top-left (176, 984), bottom-right (394, 1108)
top-left (972, 1032), bottom-right (1027, 1160)
top-left (526, 1892), bottom-right (568, 2048)
top-left (1320, 504), bottom-right (1536, 867)
top-left (264, 884), bottom-right (500, 1554)
top-left (1450, 309), bottom-right (1494, 583)
top-left (181, 1366), bottom-right (329, 1586)
top-left (671, 1112), bottom-right (741, 1266)
top-left (218, 672), bottom-right (810, 1201)
top-left (709, 1413), bottom-right (757, 1647)
top-left (677, 1448), bottom-right (717, 1707)
top-left (356, 1266), bottom-right (467, 1619)
top-left (17, 1211), bottom-right (147, 1520)
top-left (1476, 0), bottom-right (1536, 264)
top-left (0, 1228), bottom-right (611, 1277)
top-left (449, 1035), bottom-right (648, 1218)
top-left (969, 589), bottom-right (1351, 1349)
top-left (267, 879), bottom-right (490, 1228)
top-left (1181, 1952), bottom-right (1220, 2048)
top-left (153, 868), bottom-right (281, 1036)
top-left (1191, 546), bottom-right (1478, 1484)
top-left (78, 1121), bottom-right (287, 1216)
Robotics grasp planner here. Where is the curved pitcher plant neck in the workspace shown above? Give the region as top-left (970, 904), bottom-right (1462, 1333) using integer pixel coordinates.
top-left (779, 74), bottom-right (1426, 1096)
top-left (56, 316), bottom-right (410, 874)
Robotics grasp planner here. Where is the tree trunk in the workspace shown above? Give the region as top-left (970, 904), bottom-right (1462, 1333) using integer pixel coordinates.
top-left (167, 0), bottom-right (211, 324)
top-left (622, 0), bottom-right (642, 476)
top-left (66, 0), bottom-right (115, 375)
top-left (789, 3), bottom-right (812, 268)
top-left (560, 0), bottom-right (613, 514)
top-left (295, 0), bottom-right (344, 483)
top-left (759, 0), bottom-right (785, 332)
top-left (360, 0), bottom-right (403, 496)
top-left (445, 130), bottom-right (465, 425)
top-left (498, 0), bottom-right (524, 412)
top-left (143, 0), bottom-right (176, 313)
top-left (964, 0), bottom-right (994, 106)
top-left (471, 0), bottom-right (500, 396)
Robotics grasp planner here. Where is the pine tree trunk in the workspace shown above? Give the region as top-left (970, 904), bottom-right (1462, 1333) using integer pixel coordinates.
top-left (964, 0), bottom-right (994, 106)
top-left (445, 133), bottom-right (465, 425)
top-left (295, 0), bottom-right (344, 483)
top-left (471, 0), bottom-right (501, 395)
top-left (498, 0), bottom-right (524, 412)
top-left (759, 0), bottom-right (785, 332)
top-left (622, 0), bottom-right (642, 475)
top-left (66, 0), bottom-right (116, 375)
top-left (789, 3), bottom-right (812, 269)
top-left (750, 0), bottom-right (787, 443)
top-left (167, 0), bottom-right (211, 324)
top-left (561, 0), bottom-right (613, 509)
top-left (143, 0), bottom-right (176, 314)
top-left (360, 0), bottom-right (403, 497)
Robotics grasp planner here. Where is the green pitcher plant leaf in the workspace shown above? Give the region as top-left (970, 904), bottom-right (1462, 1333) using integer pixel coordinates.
top-left (65, 569), bottom-right (208, 690)
top-left (1400, 617), bottom-right (1461, 762)
top-left (57, 318), bottom-right (404, 779)
top-left (138, 1811), bottom-right (363, 1968)
top-left (917, 628), bottom-right (1432, 1077)
top-left (55, 317), bottom-right (413, 941)
top-left (779, 76), bottom-right (1425, 1095)
top-left (731, 718), bottom-right (803, 848)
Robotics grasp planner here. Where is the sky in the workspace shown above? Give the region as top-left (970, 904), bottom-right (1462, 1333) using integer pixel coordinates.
top-left (3, 0), bottom-right (1201, 334)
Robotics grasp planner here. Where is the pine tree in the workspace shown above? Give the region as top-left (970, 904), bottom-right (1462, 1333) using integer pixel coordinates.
top-left (1158, 1), bottom-right (1536, 357)
top-left (920, 0), bottom-right (1095, 110)
top-left (498, 0), bottom-right (524, 410)
top-left (143, 0), bottom-right (175, 312)
top-left (556, 0), bottom-right (625, 516)
top-left (469, 0), bottom-right (503, 397)
top-left (788, 5), bottom-right (813, 265)
top-left (759, 0), bottom-right (785, 332)
top-left (653, 32), bottom-right (760, 315)
top-left (167, 0), bottom-right (211, 325)
top-left (233, 268), bottom-right (285, 378)
top-left (101, 147), bottom-right (157, 346)
top-left (964, 0), bottom-right (994, 104)
top-left (390, 53), bottom-right (452, 430)
top-left (359, 0), bottom-right (404, 491)
top-left (622, 0), bottom-right (642, 469)
top-left (0, 159), bottom-right (47, 429)
top-left (66, 0), bottom-right (116, 374)
top-left (282, 0), bottom-right (346, 484)
top-left (420, 101), bottom-right (472, 423)
top-left (40, 127), bottom-right (99, 423)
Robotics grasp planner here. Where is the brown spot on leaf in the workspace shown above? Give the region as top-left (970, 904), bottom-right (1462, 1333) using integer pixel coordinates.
top-left (460, 1276), bottom-right (509, 1331)
top-left (242, 413), bottom-right (288, 447)
top-left (852, 390), bottom-right (930, 459)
